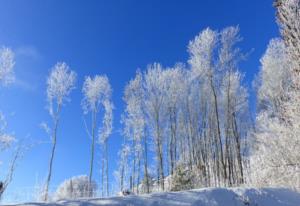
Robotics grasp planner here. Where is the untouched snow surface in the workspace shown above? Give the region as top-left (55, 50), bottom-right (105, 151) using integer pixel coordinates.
top-left (7, 187), bottom-right (300, 206)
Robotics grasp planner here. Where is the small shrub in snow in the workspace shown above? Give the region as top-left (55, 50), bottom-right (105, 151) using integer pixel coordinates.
top-left (170, 165), bottom-right (193, 191)
top-left (54, 175), bottom-right (97, 200)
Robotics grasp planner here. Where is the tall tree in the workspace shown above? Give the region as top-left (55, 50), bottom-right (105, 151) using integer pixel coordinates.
top-left (0, 47), bottom-right (23, 200)
top-left (188, 28), bottom-right (226, 186)
top-left (163, 65), bottom-right (185, 176)
top-left (251, 0), bottom-right (300, 191)
top-left (144, 63), bottom-right (167, 191)
top-left (44, 62), bottom-right (76, 201)
top-left (96, 76), bottom-right (113, 197)
top-left (123, 70), bottom-right (149, 193)
top-left (82, 75), bottom-right (112, 196)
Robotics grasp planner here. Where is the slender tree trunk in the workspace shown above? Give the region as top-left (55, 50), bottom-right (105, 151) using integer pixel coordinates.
top-left (101, 157), bottom-right (104, 197)
top-left (169, 107), bottom-right (177, 176)
top-left (232, 112), bottom-right (244, 184)
top-left (210, 75), bottom-right (226, 185)
top-left (132, 138), bottom-right (136, 193)
top-left (88, 110), bottom-right (97, 196)
top-left (44, 104), bottom-right (61, 201)
top-left (143, 130), bottom-right (150, 193)
top-left (225, 74), bottom-right (232, 186)
top-left (137, 152), bottom-right (141, 194)
top-left (105, 140), bottom-right (109, 197)
top-left (120, 162), bottom-right (124, 192)
top-left (154, 108), bottom-right (164, 191)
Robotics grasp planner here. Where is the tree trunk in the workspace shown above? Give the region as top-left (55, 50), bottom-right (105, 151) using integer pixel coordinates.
top-left (210, 75), bottom-right (226, 185)
top-left (44, 104), bottom-right (61, 201)
top-left (88, 110), bottom-right (96, 196)
top-left (143, 130), bottom-right (150, 193)
top-left (105, 141), bottom-right (109, 197)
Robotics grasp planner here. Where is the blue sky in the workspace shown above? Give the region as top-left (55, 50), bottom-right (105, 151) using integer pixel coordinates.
top-left (0, 0), bottom-right (278, 200)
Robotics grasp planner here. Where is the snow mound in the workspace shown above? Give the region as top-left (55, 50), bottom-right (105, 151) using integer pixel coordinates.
top-left (9, 187), bottom-right (300, 206)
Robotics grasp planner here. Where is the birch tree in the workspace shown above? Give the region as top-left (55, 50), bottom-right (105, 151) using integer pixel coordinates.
top-left (123, 70), bottom-right (149, 193)
top-left (0, 47), bottom-right (21, 199)
top-left (95, 76), bottom-right (113, 197)
top-left (163, 65), bottom-right (185, 176)
top-left (118, 26), bottom-right (251, 192)
top-left (44, 62), bottom-right (76, 201)
top-left (188, 28), bottom-right (226, 186)
top-left (144, 63), bottom-right (167, 191)
top-left (82, 75), bottom-right (112, 196)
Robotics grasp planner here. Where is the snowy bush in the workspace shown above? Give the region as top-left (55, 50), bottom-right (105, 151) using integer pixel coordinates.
top-left (170, 165), bottom-right (194, 191)
top-left (54, 175), bottom-right (97, 200)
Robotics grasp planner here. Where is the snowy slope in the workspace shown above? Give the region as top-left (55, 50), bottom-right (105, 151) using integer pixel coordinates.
top-left (7, 188), bottom-right (300, 206)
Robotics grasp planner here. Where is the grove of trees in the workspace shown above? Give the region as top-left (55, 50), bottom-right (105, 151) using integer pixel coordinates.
top-left (118, 26), bottom-right (251, 193)
top-left (0, 0), bottom-right (299, 202)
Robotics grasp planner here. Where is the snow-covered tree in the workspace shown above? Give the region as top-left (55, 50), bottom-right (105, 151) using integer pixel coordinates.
top-left (0, 47), bottom-right (20, 200)
top-left (44, 62), bottom-right (76, 201)
top-left (90, 75), bottom-right (114, 197)
top-left (163, 65), bottom-right (185, 176)
top-left (251, 0), bottom-right (300, 191)
top-left (256, 38), bottom-right (290, 115)
top-left (0, 47), bottom-right (15, 86)
top-left (0, 112), bottom-right (15, 151)
top-left (54, 175), bottom-right (97, 200)
top-left (122, 70), bottom-right (148, 194)
top-left (188, 26), bottom-right (249, 186)
top-left (274, 0), bottom-right (300, 70)
top-left (188, 27), bottom-right (226, 186)
top-left (82, 75), bottom-right (113, 196)
top-left (119, 26), bottom-right (250, 192)
top-left (0, 46), bottom-right (15, 159)
top-left (115, 144), bottom-right (130, 192)
top-left (144, 63), bottom-right (168, 191)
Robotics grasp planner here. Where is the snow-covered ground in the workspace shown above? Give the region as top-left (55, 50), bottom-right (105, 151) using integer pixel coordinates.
top-left (6, 187), bottom-right (300, 206)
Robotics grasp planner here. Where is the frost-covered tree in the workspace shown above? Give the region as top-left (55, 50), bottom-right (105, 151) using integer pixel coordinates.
top-left (274, 0), bottom-right (300, 70)
top-left (256, 38), bottom-right (290, 115)
top-left (92, 75), bottom-right (113, 197)
top-left (0, 46), bottom-right (15, 153)
top-left (44, 62), bottom-right (76, 201)
top-left (163, 65), bottom-right (185, 176)
top-left (0, 47), bottom-right (15, 87)
top-left (82, 75), bottom-right (112, 196)
top-left (0, 47), bottom-right (19, 200)
top-left (144, 63), bottom-right (168, 191)
top-left (123, 70), bottom-right (148, 194)
top-left (188, 28), bottom-right (226, 186)
top-left (119, 26), bottom-right (250, 192)
top-left (250, 0), bottom-right (300, 191)
top-left (0, 113), bottom-right (15, 151)
top-left (188, 26), bottom-right (249, 186)
top-left (54, 175), bottom-right (97, 200)
top-left (115, 143), bottom-right (130, 192)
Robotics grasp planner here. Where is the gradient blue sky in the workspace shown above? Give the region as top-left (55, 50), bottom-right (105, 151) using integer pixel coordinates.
top-left (0, 0), bottom-right (278, 200)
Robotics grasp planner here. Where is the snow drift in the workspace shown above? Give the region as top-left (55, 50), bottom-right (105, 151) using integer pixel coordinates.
top-left (7, 187), bottom-right (300, 206)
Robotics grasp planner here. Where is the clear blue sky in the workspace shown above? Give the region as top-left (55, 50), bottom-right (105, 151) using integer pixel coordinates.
top-left (0, 0), bottom-right (278, 200)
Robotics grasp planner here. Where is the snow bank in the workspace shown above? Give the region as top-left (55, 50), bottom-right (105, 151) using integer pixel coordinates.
top-left (7, 187), bottom-right (300, 206)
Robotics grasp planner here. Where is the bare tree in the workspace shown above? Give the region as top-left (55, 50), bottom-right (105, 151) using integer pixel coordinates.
top-left (96, 76), bottom-right (113, 197)
top-left (44, 62), bottom-right (76, 201)
top-left (144, 63), bottom-right (167, 191)
top-left (82, 75), bottom-right (112, 196)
